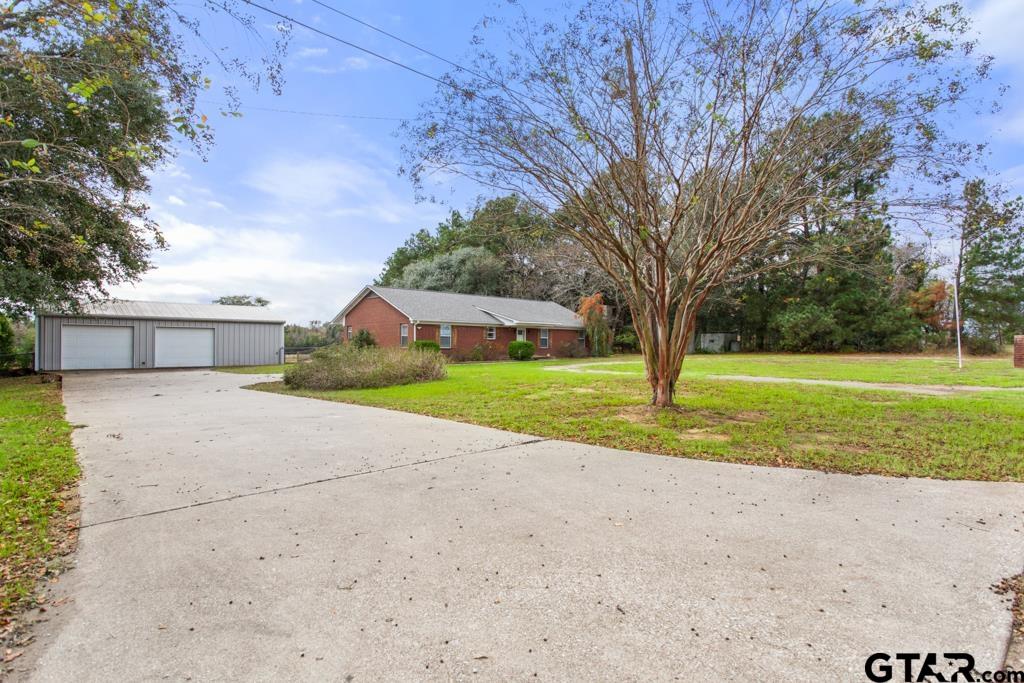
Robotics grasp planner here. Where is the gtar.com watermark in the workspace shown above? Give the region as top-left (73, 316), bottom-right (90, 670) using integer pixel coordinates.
top-left (864, 653), bottom-right (1022, 682)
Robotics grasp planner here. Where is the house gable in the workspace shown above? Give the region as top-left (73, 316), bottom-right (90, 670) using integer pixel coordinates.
top-left (342, 290), bottom-right (410, 346)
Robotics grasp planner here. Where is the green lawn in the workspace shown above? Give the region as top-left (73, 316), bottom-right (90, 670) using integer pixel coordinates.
top-left (571, 353), bottom-right (1024, 387)
top-left (219, 363), bottom-right (290, 374)
top-left (0, 376), bottom-right (79, 615)
top-left (244, 355), bottom-right (1024, 482)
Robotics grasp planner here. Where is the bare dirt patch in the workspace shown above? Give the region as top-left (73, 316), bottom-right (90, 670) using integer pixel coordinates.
top-left (679, 428), bottom-right (730, 442)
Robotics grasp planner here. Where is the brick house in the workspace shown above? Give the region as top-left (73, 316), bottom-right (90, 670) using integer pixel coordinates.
top-left (332, 286), bottom-right (587, 359)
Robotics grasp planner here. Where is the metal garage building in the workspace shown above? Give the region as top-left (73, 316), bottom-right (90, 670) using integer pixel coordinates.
top-left (35, 301), bottom-right (285, 371)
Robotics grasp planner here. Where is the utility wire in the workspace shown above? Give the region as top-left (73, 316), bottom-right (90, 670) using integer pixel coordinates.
top-left (235, 0), bottom-right (462, 93)
top-left (308, 0), bottom-right (543, 107)
top-left (308, 0), bottom-right (491, 85)
top-left (199, 99), bottom-right (409, 121)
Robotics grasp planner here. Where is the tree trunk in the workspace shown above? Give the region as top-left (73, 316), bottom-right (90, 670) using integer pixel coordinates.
top-left (652, 373), bottom-right (675, 407)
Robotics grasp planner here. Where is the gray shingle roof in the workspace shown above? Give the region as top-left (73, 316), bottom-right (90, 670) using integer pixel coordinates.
top-left (337, 286), bottom-right (583, 328)
top-left (42, 300), bottom-right (285, 324)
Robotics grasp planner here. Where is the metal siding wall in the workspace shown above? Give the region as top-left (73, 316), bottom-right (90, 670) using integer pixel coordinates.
top-left (37, 316), bottom-right (283, 369)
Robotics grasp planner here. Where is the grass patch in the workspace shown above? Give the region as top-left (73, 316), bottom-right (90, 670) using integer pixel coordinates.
top-left (0, 376), bottom-right (79, 617)
top-left (252, 358), bottom-right (1024, 481)
top-left (218, 363), bottom-right (287, 374)
top-left (586, 353), bottom-right (1024, 387)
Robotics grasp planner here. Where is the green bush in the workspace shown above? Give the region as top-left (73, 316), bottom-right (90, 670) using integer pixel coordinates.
top-left (965, 333), bottom-right (1002, 356)
top-left (411, 339), bottom-right (441, 352)
top-left (0, 316), bottom-right (14, 370)
top-left (613, 329), bottom-right (639, 352)
top-left (774, 303), bottom-right (839, 352)
top-left (508, 340), bottom-right (535, 360)
top-left (284, 345), bottom-right (446, 391)
top-left (350, 328), bottom-right (376, 349)
top-left (558, 341), bottom-right (588, 358)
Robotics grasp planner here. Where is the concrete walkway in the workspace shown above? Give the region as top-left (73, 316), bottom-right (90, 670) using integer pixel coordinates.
top-left (18, 371), bottom-right (1024, 681)
top-left (706, 373), bottom-right (1024, 396)
top-left (548, 361), bottom-right (1023, 396)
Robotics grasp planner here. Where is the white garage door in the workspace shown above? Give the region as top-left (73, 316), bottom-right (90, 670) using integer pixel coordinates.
top-left (155, 328), bottom-right (215, 368)
top-left (61, 326), bottom-right (133, 370)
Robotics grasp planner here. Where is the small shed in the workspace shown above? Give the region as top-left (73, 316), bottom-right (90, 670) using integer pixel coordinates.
top-left (35, 300), bottom-right (285, 371)
top-left (698, 333), bottom-right (741, 353)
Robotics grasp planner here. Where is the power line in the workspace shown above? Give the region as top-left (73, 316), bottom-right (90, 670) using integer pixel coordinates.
top-left (307, 0), bottom-right (490, 84)
top-left (234, 0), bottom-right (461, 93)
top-left (199, 99), bottom-right (409, 121)
top-left (307, 0), bottom-right (542, 108)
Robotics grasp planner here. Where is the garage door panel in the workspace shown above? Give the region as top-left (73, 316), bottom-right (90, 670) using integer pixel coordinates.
top-left (61, 326), bottom-right (133, 370)
top-left (155, 328), bottom-right (214, 368)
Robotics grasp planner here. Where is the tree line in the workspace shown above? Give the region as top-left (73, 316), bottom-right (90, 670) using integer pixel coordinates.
top-left (376, 184), bottom-right (1023, 356)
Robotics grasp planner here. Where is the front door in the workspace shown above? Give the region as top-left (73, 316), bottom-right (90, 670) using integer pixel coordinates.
top-left (516, 328), bottom-right (526, 341)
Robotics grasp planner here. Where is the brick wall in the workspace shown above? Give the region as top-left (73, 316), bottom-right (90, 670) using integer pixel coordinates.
top-left (343, 295), bottom-right (408, 347)
top-left (1015, 335), bottom-right (1024, 369)
top-left (413, 323), bottom-right (585, 358)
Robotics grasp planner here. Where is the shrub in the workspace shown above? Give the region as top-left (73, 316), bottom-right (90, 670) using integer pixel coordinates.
top-left (284, 345), bottom-right (446, 391)
top-left (411, 339), bottom-right (441, 352)
top-left (508, 340), bottom-right (535, 360)
top-left (0, 316), bottom-right (14, 370)
top-left (451, 342), bottom-right (498, 363)
top-left (614, 329), bottom-right (639, 352)
top-left (773, 303), bottom-right (839, 352)
top-left (558, 341), bottom-right (589, 358)
top-left (350, 328), bottom-right (377, 349)
top-left (965, 333), bottom-right (1001, 356)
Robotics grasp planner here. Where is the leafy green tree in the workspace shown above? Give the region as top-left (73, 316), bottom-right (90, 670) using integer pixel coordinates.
top-left (213, 295), bottom-right (270, 307)
top-left (396, 246), bottom-right (505, 295)
top-left (0, 315), bottom-right (14, 369)
top-left (952, 180), bottom-right (1024, 354)
top-left (1, 0), bottom-right (286, 316)
top-left (376, 213), bottom-right (470, 285)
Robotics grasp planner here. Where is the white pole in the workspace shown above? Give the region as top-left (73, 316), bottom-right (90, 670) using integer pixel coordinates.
top-left (952, 276), bottom-right (963, 370)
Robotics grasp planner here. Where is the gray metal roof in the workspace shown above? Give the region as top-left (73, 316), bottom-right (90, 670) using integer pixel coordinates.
top-left (336, 286), bottom-right (583, 328)
top-left (41, 300), bottom-right (286, 324)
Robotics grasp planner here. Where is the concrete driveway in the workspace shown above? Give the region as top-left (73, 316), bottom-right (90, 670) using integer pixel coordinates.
top-left (21, 371), bottom-right (1024, 681)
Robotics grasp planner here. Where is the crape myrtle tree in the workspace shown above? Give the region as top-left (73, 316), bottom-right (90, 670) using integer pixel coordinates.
top-left (1, 0), bottom-right (288, 316)
top-left (404, 0), bottom-right (991, 407)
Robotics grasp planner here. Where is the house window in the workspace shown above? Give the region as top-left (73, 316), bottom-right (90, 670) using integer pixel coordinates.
top-left (516, 328), bottom-right (526, 342)
top-left (577, 329), bottom-right (586, 344)
top-left (539, 328), bottom-right (550, 349)
top-left (485, 326), bottom-right (496, 341)
top-left (347, 326), bottom-right (353, 341)
top-left (400, 324), bottom-right (409, 347)
top-left (440, 324), bottom-right (452, 349)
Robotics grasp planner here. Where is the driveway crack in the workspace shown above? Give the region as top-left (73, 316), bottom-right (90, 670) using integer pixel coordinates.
top-left (79, 437), bottom-right (548, 529)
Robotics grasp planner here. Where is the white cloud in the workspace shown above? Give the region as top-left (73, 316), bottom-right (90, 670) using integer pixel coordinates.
top-left (304, 56), bottom-right (370, 74)
top-left (244, 156), bottom-right (416, 219)
top-left (110, 221), bottom-right (379, 324)
top-left (112, 149), bottom-right (445, 324)
top-left (969, 0), bottom-right (1024, 68)
top-left (155, 213), bottom-right (218, 251)
top-left (167, 194), bottom-right (186, 206)
top-left (295, 46), bottom-right (328, 59)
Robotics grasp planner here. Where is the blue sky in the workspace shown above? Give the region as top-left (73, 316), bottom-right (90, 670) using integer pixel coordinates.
top-left (108, 0), bottom-right (1024, 325)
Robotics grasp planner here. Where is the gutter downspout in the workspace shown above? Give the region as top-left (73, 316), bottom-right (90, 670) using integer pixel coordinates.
top-left (412, 320), bottom-right (418, 343)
